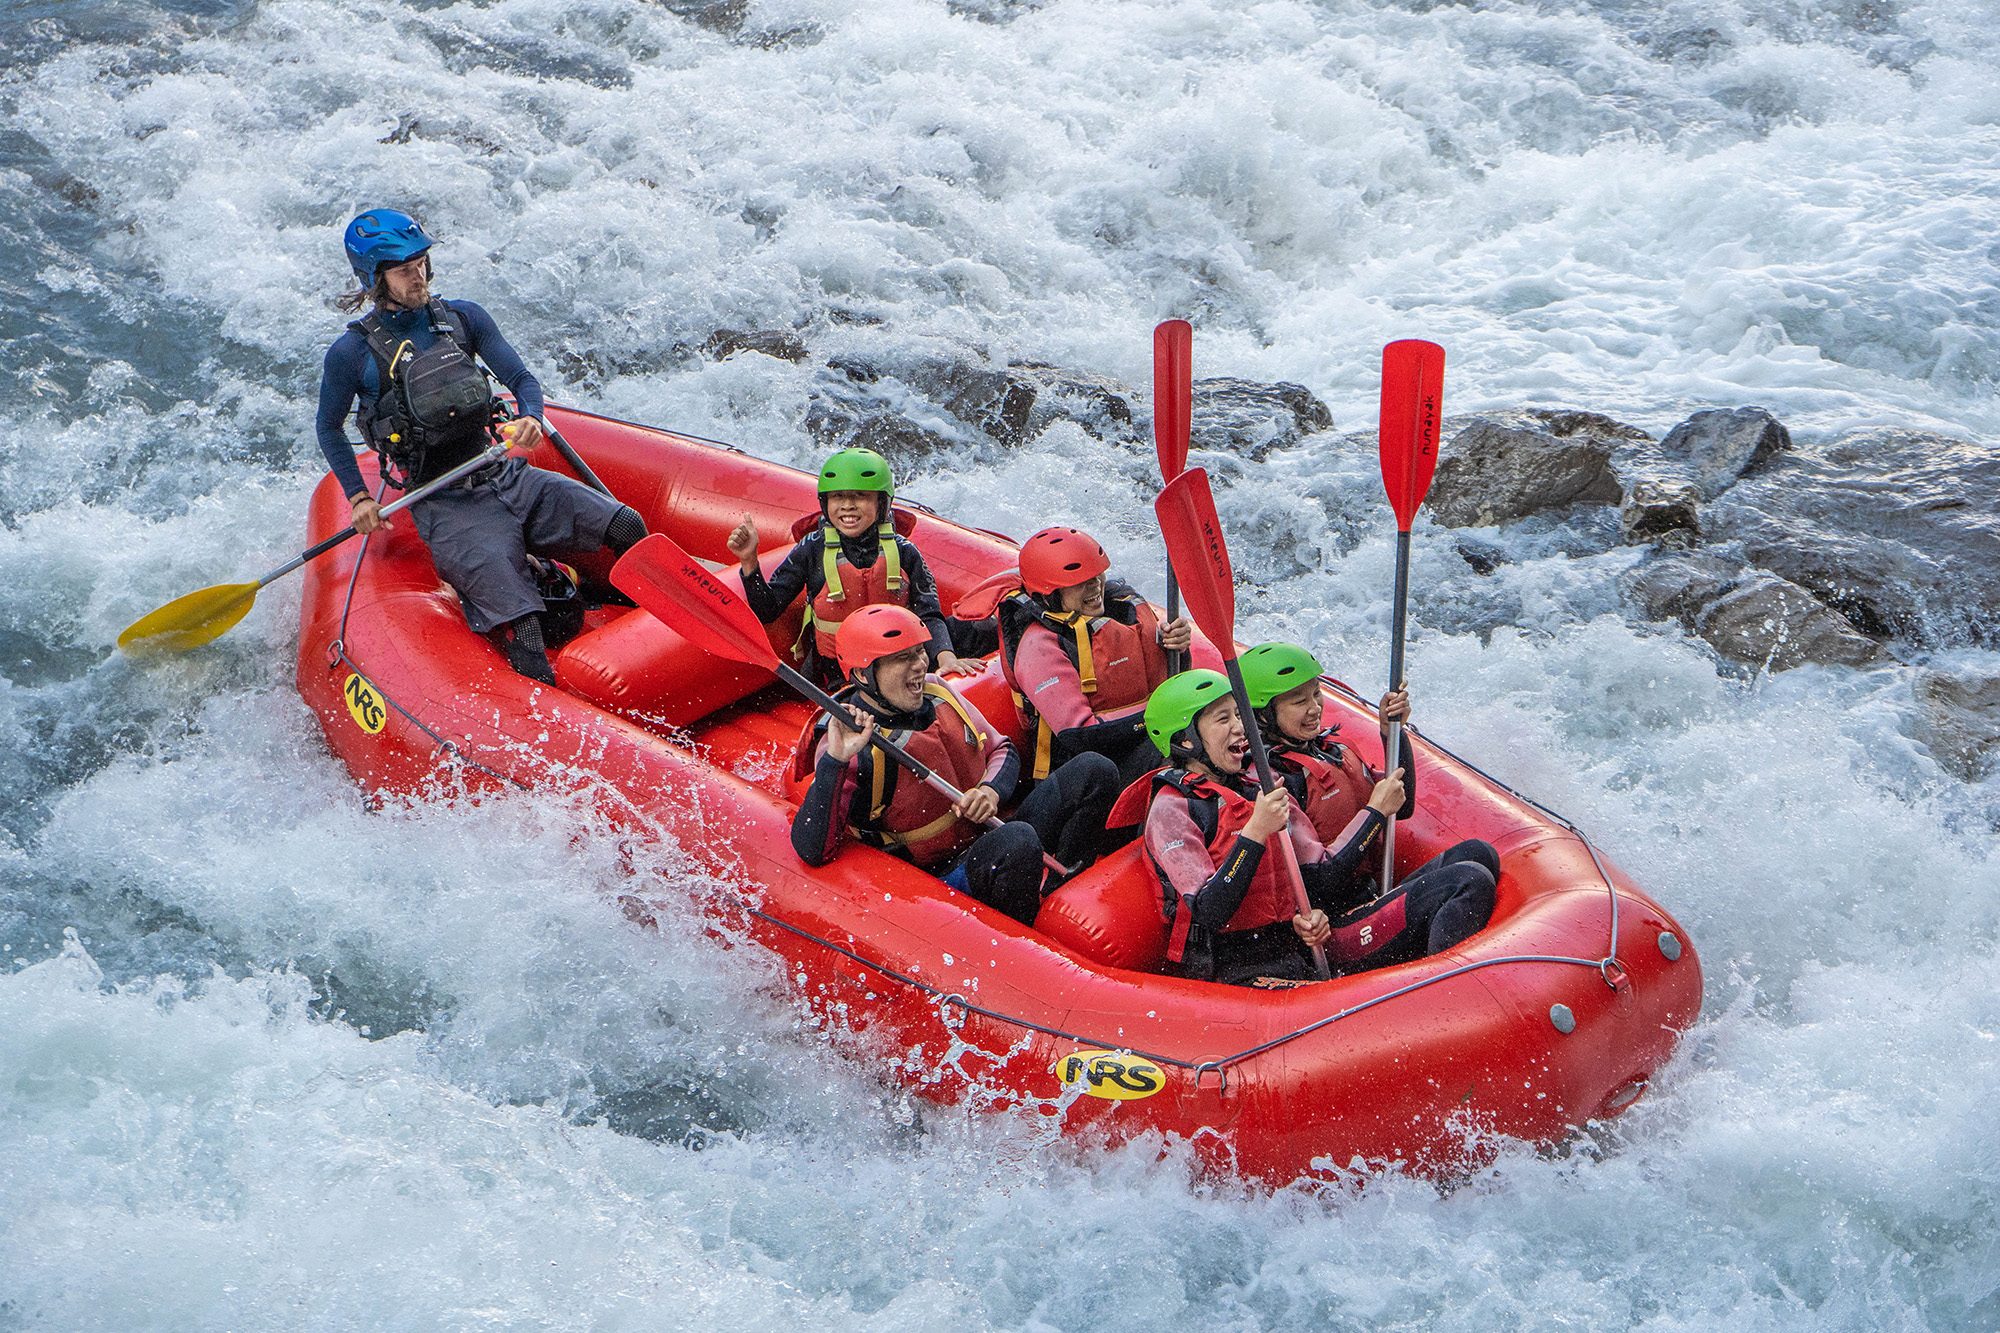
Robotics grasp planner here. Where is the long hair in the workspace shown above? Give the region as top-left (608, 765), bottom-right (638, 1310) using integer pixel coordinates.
top-left (334, 276), bottom-right (388, 314)
top-left (333, 254), bottom-right (432, 314)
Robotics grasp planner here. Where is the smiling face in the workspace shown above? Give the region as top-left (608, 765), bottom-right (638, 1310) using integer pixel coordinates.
top-left (1191, 694), bottom-right (1250, 777)
top-left (1270, 680), bottom-right (1323, 744)
top-left (863, 644), bottom-right (930, 712)
top-left (379, 253), bottom-right (431, 309)
top-left (824, 490), bottom-right (883, 539)
top-left (1055, 573), bottom-right (1107, 618)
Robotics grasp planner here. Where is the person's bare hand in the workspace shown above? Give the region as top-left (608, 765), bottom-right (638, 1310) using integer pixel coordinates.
top-left (500, 416), bottom-right (545, 451)
top-left (726, 513), bottom-right (759, 573)
top-left (1244, 785), bottom-right (1291, 843)
top-left (1159, 616), bottom-right (1194, 653)
top-left (955, 784), bottom-right (1000, 825)
top-left (825, 705), bottom-right (874, 763)
top-left (1368, 766), bottom-right (1407, 815)
top-left (351, 497), bottom-right (389, 535)
top-left (1292, 909), bottom-right (1331, 949)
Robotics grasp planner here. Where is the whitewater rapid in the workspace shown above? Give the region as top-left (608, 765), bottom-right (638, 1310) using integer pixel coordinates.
top-left (3, 0), bottom-right (1998, 1328)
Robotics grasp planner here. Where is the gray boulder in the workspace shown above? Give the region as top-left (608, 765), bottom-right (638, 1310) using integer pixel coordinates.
top-left (806, 352), bottom-right (1038, 464)
top-left (1912, 669), bottom-right (2000, 782)
top-left (1427, 409), bottom-right (1632, 528)
top-left (1619, 551), bottom-right (1882, 670)
top-left (1006, 362), bottom-right (1138, 444)
top-left (1705, 427), bottom-right (2000, 648)
top-left (1656, 407), bottom-right (1792, 500)
top-left (1612, 406), bottom-right (1790, 544)
top-left (1188, 378), bottom-right (1334, 462)
top-left (703, 328), bottom-right (808, 364)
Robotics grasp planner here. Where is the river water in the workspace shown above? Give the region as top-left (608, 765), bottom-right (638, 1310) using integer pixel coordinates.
top-left (3, 1), bottom-right (1997, 1328)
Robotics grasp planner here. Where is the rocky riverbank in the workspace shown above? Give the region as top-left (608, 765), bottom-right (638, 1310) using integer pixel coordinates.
top-left (693, 331), bottom-right (2000, 783)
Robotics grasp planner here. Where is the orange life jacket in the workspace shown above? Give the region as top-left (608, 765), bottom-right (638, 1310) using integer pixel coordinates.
top-left (1144, 768), bottom-right (1300, 966)
top-left (793, 682), bottom-right (991, 868)
top-left (787, 511), bottom-right (912, 664)
top-left (1271, 733), bottom-right (1377, 848)
top-left (996, 589), bottom-right (1167, 779)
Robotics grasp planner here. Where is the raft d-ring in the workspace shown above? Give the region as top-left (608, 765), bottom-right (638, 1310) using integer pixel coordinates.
top-left (938, 994), bottom-right (969, 1030)
top-left (325, 639), bottom-right (346, 668)
top-left (1599, 957), bottom-right (1630, 991)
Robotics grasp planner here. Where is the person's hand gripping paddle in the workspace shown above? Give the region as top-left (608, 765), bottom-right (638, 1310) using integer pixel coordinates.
top-left (1376, 339), bottom-right (1445, 895)
top-left (1155, 467), bottom-right (1331, 980)
top-left (1153, 319), bottom-right (1192, 675)
top-left (611, 533), bottom-right (1068, 877)
top-left (117, 442), bottom-right (508, 655)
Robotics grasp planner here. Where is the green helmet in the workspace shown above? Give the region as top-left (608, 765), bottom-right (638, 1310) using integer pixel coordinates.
top-left (1240, 642), bottom-right (1324, 710)
top-left (1144, 669), bottom-right (1233, 760)
top-left (817, 447), bottom-right (895, 498)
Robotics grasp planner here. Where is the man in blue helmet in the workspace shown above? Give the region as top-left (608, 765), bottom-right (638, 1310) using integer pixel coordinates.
top-left (314, 208), bottom-right (648, 683)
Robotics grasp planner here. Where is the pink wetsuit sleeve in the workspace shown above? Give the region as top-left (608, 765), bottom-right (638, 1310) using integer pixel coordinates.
top-left (1145, 794), bottom-right (1220, 899)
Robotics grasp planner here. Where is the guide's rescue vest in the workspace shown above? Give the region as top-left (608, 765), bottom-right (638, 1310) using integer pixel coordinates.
top-left (351, 300), bottom-right (495, 486)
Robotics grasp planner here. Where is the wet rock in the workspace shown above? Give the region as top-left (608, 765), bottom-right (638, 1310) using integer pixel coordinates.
top-left (805, 351), bottom-right (1034, 465)
top-left (1620, 477), bottom-right (1702, 546)
top-left (1705, 427), bottom-right (2000, 648)
top-left (655, 0), bottom-right (748, 35)
top-left (703, 328), bottom-right (808, 363)
top-left (1188, 378), bottom-right (1334, 462)
top-left (1427, 410), bottom-right (1627, 528)
top-left (1619, 552), bottom-right (1883, 670)
top-left (1696, 574), bottom-right (1883, 670)
top-left (1655, 406), bottom-right (1791, 500)
top-left (1912, 669), bottom-right (2000, 782)
top-left (1007, 362), bottom-right (1138, 444)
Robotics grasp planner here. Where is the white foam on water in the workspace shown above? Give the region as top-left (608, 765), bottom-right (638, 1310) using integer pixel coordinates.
top-left (6, 0), bottom-right (2000, 1326)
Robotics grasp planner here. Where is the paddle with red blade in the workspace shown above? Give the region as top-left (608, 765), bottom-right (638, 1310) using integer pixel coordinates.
top-left (1376, 339), bottom-right (1446, 895)
top-left (1153, 319), bottom-right (1193, 674)
top-left (610, 533), bottom-right (1066, 875)
top-left (1155, 467), bottom-right (1331, 980)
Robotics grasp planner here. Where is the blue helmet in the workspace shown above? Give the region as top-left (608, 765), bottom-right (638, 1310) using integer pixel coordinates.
top-left (343, 208), bottom-right (435, 287)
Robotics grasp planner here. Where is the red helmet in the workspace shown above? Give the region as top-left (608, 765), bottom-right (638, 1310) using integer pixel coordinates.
top-left (834, 604), bottom-right (930, 677)
top-left (1019, 527), bottom-right (1110, 596)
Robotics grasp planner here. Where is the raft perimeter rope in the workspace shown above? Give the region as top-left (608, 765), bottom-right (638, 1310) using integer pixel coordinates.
top-left (692, 672), bottom-right (1638, 1091)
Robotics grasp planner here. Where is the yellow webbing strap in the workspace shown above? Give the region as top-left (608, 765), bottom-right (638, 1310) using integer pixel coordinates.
top-left (818, 519), bottom-right (904, 602)
top-left (879, 520), bottom-right (903, 592)
top-left (1032, 715), bottom-right (1055, 781)
top-left (819, 523), bottom-right (845, 603)
top-left (922, 680), bottom-right (984, 744)
top-left (855, 808), bottom-right (959, 852)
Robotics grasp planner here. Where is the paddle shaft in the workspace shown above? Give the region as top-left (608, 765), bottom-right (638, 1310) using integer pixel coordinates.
top-left (1380, 529), bottom-right (1414, 895)
top-left (263, 444), bottom-right (508, 589)
top-left (1154, 320), bottom-right (1192, 676)
top-left (774, 663), bottom-right (1069, 877)
top-left (1222, 659), bottom-right (1333, 981)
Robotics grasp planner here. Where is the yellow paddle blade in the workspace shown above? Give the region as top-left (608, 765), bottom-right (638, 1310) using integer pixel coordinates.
top-left (117, 582), bottom-right (261, 655)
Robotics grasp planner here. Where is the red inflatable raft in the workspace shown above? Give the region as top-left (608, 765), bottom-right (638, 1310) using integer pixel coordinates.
top-left (296, 405), bottom-right (1703, 1184)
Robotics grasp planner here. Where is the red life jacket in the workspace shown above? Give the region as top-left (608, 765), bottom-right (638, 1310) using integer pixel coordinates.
top-left (996, 589), bottom-right (1167, 779)
top-left (1272, 733), bottom-right (1377, 849)
top-left (786, 512), bottom-right (912, 663)
top-left (1143, 768), bottom-right (1300, 965)
top-left (792, 681), bottom-right (992, 868)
